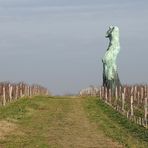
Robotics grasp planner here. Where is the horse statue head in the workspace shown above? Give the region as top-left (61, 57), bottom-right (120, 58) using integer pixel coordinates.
top-left (105, 26), bottom-right (120, 43)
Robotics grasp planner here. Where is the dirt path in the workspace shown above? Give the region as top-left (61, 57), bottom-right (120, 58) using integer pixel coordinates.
top-left (0, 97), bottom-right (124, 147)
top-left (48, 98), bottom-right (123, 148)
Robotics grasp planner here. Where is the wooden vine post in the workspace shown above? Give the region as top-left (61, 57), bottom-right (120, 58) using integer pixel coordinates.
top-left (115, 87), bottom-right (118, 109)
top-left (15, 85), bottom-right (18, 100)
top-left (105, 87), bottom-right (108, 103)
top-left (122, 92), bottom-right (125, 112)
top-left (144, 85), bottom-right (148, 128)
top-left (9, 84), bottom-right (13, 102)
top-left (130, 95), bottom-right (134, 117)
top-left (109, 89), bottom-right (112, 104)
top-left (141, 87), bottom-right (144, 103)
top-left (2, 86), bottom-right (6, 106)
top-left (20, 83), bottom-right (23, 98)
top-left (144, 97), bottom-right (148, 128)
top-left (99, 87), bottom-right (102, 99)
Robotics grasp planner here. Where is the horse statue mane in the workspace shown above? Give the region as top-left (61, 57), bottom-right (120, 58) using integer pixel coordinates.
top-left (102, 26), bottom-right (121, 93)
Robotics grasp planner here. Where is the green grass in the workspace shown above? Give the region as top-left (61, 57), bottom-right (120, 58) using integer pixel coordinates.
top-left (0, 96), bottom-right (71, 148)
top-left (1, 96), bottom-right (148, 147)
top-left (83, 97), bottom-right (148, 148)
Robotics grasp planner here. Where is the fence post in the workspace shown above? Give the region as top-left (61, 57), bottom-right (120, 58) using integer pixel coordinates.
top-left (134, 86), bottom-right (137, 101)
top-left (15, 85), bottom-right (18, 100)
top-left (120, 86), bottom-right (122, 98)
top-left (115, 87), bottom-right (118, 109)
top-left (102, 86), bottom-right (104, 99)
top-left (144, 98), bottom-right (148, 128)
top-left (27, 85), bottom-right (29, 96)
top-left (105, 87), bottom-right (108, 103)
top-left (29, 86), bottom-right (32, 97)
top-left (20, 83), bottom-right (23, 98)
top-left (122, 88), bottom-right (126, 112)
top-left (9, 84), bottom-right (13, 102)
top-left (141, 87), bottom-right (144, 103)
top-left (109, 89), bottom-right (112, 105)
top-left (126, 111), bottom-right (129, 118)
top-left (122, 92), bottom-right (125, 112)
top-left (2, 86), bottom-right (6, 106)
top-left (130, 95), bottom-right (134, 117)
top-left (99, 87), bottom-right (101, 99)
top-left (137, 91), bottom-right (140, 105)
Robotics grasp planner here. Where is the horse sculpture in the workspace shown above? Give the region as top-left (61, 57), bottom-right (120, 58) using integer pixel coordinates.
top-left (102, 26), bottom-right (121, 93)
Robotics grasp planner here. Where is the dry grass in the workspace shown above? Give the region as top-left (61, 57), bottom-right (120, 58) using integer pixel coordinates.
top-left (0, 96), bottom-right (125, 147)
top-left (47, 98), bottom-right (123, 148)
top-left (0, 120), bottom-right (17, 140)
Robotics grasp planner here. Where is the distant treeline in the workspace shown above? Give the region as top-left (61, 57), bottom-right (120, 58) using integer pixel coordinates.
top-left (0, 82), bottom-right (50, 106)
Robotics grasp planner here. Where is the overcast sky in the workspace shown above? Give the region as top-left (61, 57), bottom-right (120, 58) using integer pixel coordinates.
top-left (0, 0), bottom-right (147, 95)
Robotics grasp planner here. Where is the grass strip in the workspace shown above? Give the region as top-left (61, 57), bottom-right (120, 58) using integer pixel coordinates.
top-left (84, 97), bottom-right (148, 148)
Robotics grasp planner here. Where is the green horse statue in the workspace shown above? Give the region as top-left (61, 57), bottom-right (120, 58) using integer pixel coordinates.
top-left (102, 26), bottom-right (121, 93)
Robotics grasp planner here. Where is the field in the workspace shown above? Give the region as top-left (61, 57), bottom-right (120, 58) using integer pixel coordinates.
top-left (0, 96), bottom-right (148, 147)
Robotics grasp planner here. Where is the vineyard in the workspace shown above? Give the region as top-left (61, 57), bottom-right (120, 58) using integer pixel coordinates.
top-left (79, 85), bottom-right (148, 128)
top-left (0, 82), bottom-right (49, 106)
